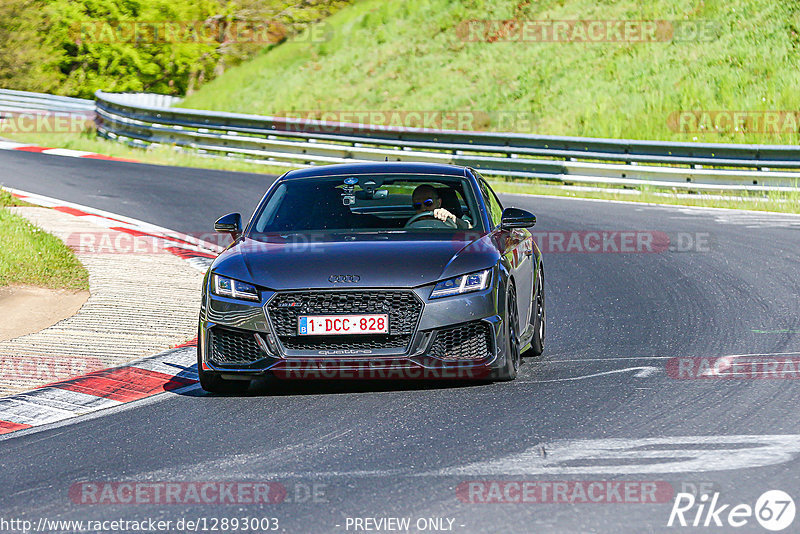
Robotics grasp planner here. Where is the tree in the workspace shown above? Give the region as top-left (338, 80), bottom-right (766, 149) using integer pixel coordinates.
top-left (0, 0), bottom-right (352, 98)
top-left (0, 0), bottom-right (62, 93)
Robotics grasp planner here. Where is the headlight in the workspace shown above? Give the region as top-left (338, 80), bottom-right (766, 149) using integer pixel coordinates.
top-left (430, 269), bottom-right (492, 299)
top-left (212, 274), bottom-right (259, 301)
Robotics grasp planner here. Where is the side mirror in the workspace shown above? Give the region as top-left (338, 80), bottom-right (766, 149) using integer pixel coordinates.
top-left (214, 213), bottom-right (242, 238)
top-left (501, 207), bottom-right (536, 229)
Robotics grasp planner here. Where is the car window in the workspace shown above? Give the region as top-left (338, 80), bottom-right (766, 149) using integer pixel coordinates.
top-left (250, 174), bottom-right (485, 234)
top-left (479, 178), bottom-right (504, 228)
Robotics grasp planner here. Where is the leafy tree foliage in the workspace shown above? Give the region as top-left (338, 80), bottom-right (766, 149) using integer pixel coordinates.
top-left (0, 0), bottom-right (350, 98)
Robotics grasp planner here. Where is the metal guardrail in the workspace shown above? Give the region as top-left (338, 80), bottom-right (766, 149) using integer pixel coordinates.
top-left (93, 91), bottom-right (800, 191)
top-left (4, 87), bottom-right (800, 192)
top-left (0, 89), bottom-right (94, 115)
top-left (99, 92), bottom-right (182, 109)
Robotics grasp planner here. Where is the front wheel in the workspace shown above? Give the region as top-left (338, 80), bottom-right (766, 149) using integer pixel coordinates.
top-left (492, 287), bottom-right (521, 381)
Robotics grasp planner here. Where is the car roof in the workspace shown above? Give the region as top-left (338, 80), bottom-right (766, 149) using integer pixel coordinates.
top-left (281, 162), bottom-right (471, 180)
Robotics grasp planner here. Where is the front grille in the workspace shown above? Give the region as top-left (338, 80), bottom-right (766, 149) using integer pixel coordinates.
top-left (267, 291), bottom-right (422, 352)
top-left (430, 322), bottom-right (493, 361)
top-left (281, 334), bottom-right (413, 351)
top-left (209, 327), bottom-right (265, 366)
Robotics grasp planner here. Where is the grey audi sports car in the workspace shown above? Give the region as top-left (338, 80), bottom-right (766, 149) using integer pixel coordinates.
top-left (198, 162), bottom-right (544, 392)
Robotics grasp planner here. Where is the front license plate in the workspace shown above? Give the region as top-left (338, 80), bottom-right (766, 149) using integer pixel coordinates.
top-left (298, 314), bottom-right (389, 335)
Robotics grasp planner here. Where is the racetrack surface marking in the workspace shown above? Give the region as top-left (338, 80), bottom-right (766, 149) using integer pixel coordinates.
top-left (544, 350), bottom-right (800, 363)
top-left (519, 366), bottom-right (659, 383)
top-left (185, 435), bottom-right (800, 479)
top-left (433, 435), bottom-right (800, 475)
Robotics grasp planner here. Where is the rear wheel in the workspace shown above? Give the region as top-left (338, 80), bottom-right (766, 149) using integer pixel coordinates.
top-left (197, 330), bottom-right (251, 394)
top-left (525, 264), bottom-right (545, 357)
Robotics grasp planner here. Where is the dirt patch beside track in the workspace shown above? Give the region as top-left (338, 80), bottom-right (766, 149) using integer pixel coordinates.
top-left (0, 286), bottom-right (89, 341)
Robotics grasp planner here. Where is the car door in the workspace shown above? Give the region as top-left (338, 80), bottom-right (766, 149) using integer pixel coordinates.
top-left (479, 178), bottom-right (534, 331)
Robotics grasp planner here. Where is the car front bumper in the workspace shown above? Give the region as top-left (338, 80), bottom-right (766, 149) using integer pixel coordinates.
top-left (198, 284), bottom-right (507, 380)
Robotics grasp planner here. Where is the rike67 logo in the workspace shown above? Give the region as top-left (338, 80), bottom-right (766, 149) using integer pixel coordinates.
top-left (667, 490), bottom-right (795, 531)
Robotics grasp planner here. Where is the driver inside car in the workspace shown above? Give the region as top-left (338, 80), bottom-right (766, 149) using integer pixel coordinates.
top-left (405, 185), bottom-right (471, 229)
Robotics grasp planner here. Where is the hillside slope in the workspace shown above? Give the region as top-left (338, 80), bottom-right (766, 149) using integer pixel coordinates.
top-left (180, 0), bottom-right (800, 144)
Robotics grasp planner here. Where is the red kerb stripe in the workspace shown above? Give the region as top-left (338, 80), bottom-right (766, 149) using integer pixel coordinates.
top-left (54, 206), bottom-right (92, 217)
top-left (13, 146), bottom-right (51, 153)
top-left (53, 367), bottom-right (197, 402)
top-left (172, 337), bottom-right (198, 348)
top-left (0, 420), bottom-right (32, 434)
top-left (110, 227), bottom-right (201, 249)
top-left (164, 247), bottom-right (217, 260)
top-left (80, 154), bottom-right (139, 163)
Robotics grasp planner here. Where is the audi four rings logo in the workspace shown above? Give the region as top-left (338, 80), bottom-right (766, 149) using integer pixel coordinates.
top-left (329, 274), bottom-right (360, 283)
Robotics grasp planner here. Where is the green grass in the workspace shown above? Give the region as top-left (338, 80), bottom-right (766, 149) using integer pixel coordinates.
top-left (0, 190), bottom-right (35, 208)
top-left (489, 179), bottom-right (800, 214)
top-left (0, 190), bottom-right (89, 290)
top-left (180, 0), bottom-right (800, 145)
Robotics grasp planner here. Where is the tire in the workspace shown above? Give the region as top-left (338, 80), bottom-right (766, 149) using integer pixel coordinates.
top-left (493, 286), bottom-right (521, 381)
top-left (526, 263), bottom-right (545, 357)
top-left (197, 331), bottom-right (251, 394)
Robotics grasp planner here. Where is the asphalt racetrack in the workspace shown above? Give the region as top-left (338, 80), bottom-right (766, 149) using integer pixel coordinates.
top-left (2, 150), bottom-right (800, 533)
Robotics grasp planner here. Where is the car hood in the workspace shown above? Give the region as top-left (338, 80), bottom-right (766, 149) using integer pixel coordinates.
top-left (211, 232), bottom-right (499, 290)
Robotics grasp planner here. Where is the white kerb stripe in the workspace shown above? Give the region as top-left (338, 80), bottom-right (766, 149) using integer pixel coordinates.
top-left (41, 148), bottom-right (96, 158)
top-left (0, 141), bottom-right (30, 150)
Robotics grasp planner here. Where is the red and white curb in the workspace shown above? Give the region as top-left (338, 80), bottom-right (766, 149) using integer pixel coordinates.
top-left (0, 188), bottom-right (226, 436)
top-left (0, 345), bottom-right (199, 436)
top-left (0, 140), bottom-right (139, 163)
top-left (5, 187), bottom-right (224, 272)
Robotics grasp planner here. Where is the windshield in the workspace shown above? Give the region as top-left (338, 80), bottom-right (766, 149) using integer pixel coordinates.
top-left (249, 173), bottom-right (485, 235)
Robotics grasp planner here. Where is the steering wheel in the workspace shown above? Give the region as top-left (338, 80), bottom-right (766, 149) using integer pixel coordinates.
top-left (405, 212), bottom-right (437, 226)
top-left (405, 211), bottom-right (457, 229)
